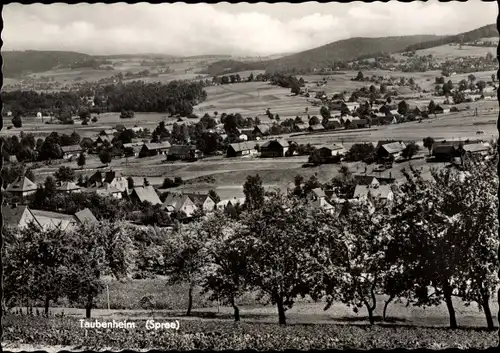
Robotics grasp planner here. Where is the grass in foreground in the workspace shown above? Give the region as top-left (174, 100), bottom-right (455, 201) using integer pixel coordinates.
top-left (2, 315), bottom-right (497, 350)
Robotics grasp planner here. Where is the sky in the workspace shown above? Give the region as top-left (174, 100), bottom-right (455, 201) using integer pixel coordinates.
top-left (2, 1), bottom-right (497, 57)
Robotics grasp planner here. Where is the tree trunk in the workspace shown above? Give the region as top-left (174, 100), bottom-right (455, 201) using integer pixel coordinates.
top-left (481, 293), bottom-right (495, 331)
top-left (443, 284), bottom-right (458, 329)
top-left (44, 297), bottom-right (50, 317)
top-left (186, 285), bottom-right (193, 316)
top-left (86, 294), bottom-right (93, 319)
top-left (231, 296), bottom-right (240, 322)
top-left (365, 303), bottom-right (375, 325)
top-left (383, 295), bottom-right (395, 321)
top-left (277, 296), bottom-right (287, 325)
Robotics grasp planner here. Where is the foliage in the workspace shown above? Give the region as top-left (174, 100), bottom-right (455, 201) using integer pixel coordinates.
top-left (54, 166), bottom-right (75, 182)
top-left (344, 143), bottom-right (376, 163)
top-left (243, 174), bottom-right (265, 211)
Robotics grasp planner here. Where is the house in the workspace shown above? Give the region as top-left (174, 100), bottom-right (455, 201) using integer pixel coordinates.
top-left (129, 186), bottom-right (162, 205)
top-left (432, 145), bottom-right (462, 162)
top-left (260, 139), bottom-right (289, 158)
top-left (183, 193), bottom-right (217, 212)
top-left (61, 145), bottom-right (84, 159)
top-left (240, 128), bottom-right (254, 140)
top-left (433, 105), bottom-right (445, 114)
top-left (353, 184), bottom-right (393, 204)
top-left (325, 118), bottom-right (342, 129)
top-left (6, 176), bottom-right (38, 197)
top-left (88, 171), bottom-right (104, 187)
top-left (253, 124), bottom-right (271, 138)
top-left (99, 129), bottom-right (118, 137)
top-left (376, 141), bottom-right (406, 159)
top-left (345, 102), bottom-right (360, 112)
top-left (348, 119), bottom-right (368, 129)
top-left (123, 142), bottom-right (144, 156)
top-left (2, 205), bottom-right (40, 230)
top-left (217, 197), bottom-right (245, 214)
top-left (103, 170), bottom-right (128, 192)
top-left (139, 142), bottom-right (171, 158)
top-left (56, 182), bottom-right (81, 193)
top-left (462, 142), bottom-right (491, 156)
top-left (294, 123), bottom-right (309, 132)
top-left (309, 124), bottom-right (325, 132)
top-left (311, 188), bottom-right (334, 212)
top-left (167, 145), bottom-right (202, 161)
top-left (74, 208), bottom-right (98, 224)
top-left (316, 144), bottom-right (346, 157)
top-left (95, 135), bottom-right (112, 145)
top-left (95, 185), bottom-right (124, 199)
top-left (227, 141), bottom-right (258, 158)
top-left (30, 209), bottom-right (80, 231)
top-left (163, 194), bottom-right (198, 218)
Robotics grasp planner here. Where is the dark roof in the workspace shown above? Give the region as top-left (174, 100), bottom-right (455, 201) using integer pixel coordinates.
top-left (182, 192), bottom-right (215, 205)
top-left (260, 139), bottom-right (289, 149)
top-left (75, 208), bottom-right (98, 224)
top-left (163, 194), bottom-right (193, 211)
top-left (354, 175), bottom-right (378, 185)
top-left (167, 145), bottom-right (195, 156)
top-left (433, 145), bottom-right (457, 154)
top-left (2, 205), bottom-right (38, 228)
top-left (104, 170), bottom-right (122, 183)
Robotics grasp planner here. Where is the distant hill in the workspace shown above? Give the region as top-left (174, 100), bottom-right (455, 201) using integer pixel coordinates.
top-left (202, 34), bottom-right (444, 75)
top-left (405, 24), bottom-right (497, 52)
top-left (2, 50), bottom-right (91, 78)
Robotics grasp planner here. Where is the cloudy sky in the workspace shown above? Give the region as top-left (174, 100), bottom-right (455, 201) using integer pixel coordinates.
top-left (3, 1), bottom-right (497, 56)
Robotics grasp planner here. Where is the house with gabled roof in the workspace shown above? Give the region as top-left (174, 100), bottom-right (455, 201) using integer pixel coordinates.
top-left (163, 193), bottom-right (198, 217)
top-left (293, 123), bottom-right (309, 132)
top-left (74, 208), bottom-right (98, 224)
top-left (227, 141), bottom-right (258, 158)
top-left (309, 124), bottom-right (325, 132)
top-left (30, 209), bottom-right (80, 231)
top-left (253, 124), bottom-right (271, 138)
top-left (139, 142), bottom-right (171, 158)
top-left (6, 176), bottom-right (38, 197)
top-left (376, 141), bottom-right (406, 159)
top-left (182, 192), bottom-right (217, 212)
top-left (167, 145), bottom-right (202, 161)
top-left (260, 139), bottom-right (289, 158)
top-left (129, 186), bottom-right (162, 205)
top-left (56, 182), bottom-right (81, 194)
top-left (310, 188), bottom-right (334, 212)
top-left (103, 170), bottom-right (128, 192)
top-left (353, 184), bottom-right (393, 204)
top-left (61, 145), bottom-right (83, 159)
top-left (2, 205), bottom-right (40, 230)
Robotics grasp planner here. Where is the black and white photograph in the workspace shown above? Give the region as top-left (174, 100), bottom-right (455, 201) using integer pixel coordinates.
top-left (1, 1), bottom-right (500, 350)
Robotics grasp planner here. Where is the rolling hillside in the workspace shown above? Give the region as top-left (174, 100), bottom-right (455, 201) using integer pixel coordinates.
top-left (405, 24), bottom-right (497, 52)
top-left (202, 35), bottom-right (443, 75)
top-left (2, 50), bottom-right (91, 78)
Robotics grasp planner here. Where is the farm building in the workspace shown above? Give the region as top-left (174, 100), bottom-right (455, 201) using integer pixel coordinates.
top-left (123, 142), bottom-right (144, 156)
top-left (129, 186), bottom-right (162, 205)
top-left (95, 135), bottom-right (112, 146)
top-left (376, 141), bottom-right (406, 159)
top-left (226, 141), bottom-right (258, 158)
top-left (316, 144), bottom-right (346, 157)
top-left (240, 129), bottom-right (255, 140)
top-left (253, 124), bottom-right (271, 138)
top-left (433, 105), bottom-right (445, 114)
top-left (163, 194), bottom-right (198, 218)
top-left (29, 209), bottom-right (77, 231)
top-left (260, 139), bottom-right (289, 158)
top-left (99, 129), bottom-right (118, 137)
top-left (325, 118), bottom-right (342, 129)
top-left (56, 182), bottom-right (81, 194)
top-left (217, 197), bottom-right (245, 215)
top-left (61, 145), bottom-right (83, 159)
top-left (309, 124), bottom-right (325, 132)
top-left (293, 123), bottom-right (309, 132)
top-left (167, 145), bottom-right (203, 161)
top-left (462, 142), bottom-right (491, 156)
top-left (347, 119), bottom-right (368, 129)
top-left (6, 176), bottom-right (38, 197)
top-left (432, 145), bottom-right (463, 162)
top-left (138, 142), bottom-right (171, 158)
top-left (182, 193), bottom-right (217, 212)
top-left (2, 204), bottom-right (40, 230)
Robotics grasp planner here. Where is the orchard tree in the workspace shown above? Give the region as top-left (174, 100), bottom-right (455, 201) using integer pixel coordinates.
top-left (240, 192), bottom-right (326, 325)
top-left (320, 106), bottom-right (331, 120)
top-left (12, 115), bottom-right (22, 128)
top-left (243, 174), bottom-right (265, 211)
top-left (162, 223), bottom-right (209, 316)
top-left (401, 142), bottom-right (419, 160)
top-left (423, 137), bottom-right (435, 155)
top-left (99, 149), bottom-right (112, 166)
top-left (54, 166), bottom-right (75, 182)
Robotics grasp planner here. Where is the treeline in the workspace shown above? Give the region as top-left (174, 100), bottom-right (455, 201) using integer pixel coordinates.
top-left (2, 80), bottom-right (207, 118)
